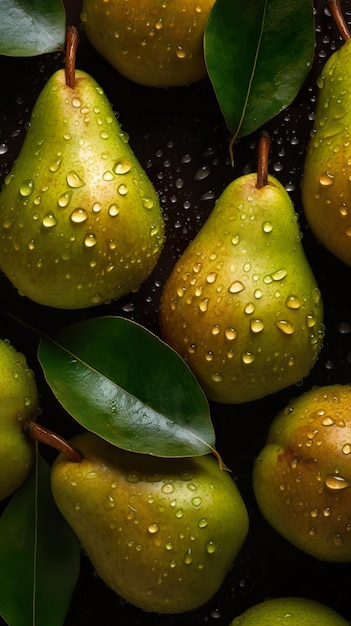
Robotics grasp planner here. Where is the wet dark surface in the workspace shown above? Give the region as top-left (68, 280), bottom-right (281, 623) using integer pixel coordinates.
top-left (0, 0), bottom-right (351, 624)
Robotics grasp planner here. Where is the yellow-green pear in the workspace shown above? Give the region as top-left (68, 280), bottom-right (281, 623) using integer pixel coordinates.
top-left (51, 431), bottom-right (249, 614)
top-left (0, 339), bottom-right (39, 501)
top-left (231, 597), bottom-right (349, 625)
top-left (159, 134), bottom-right (324, 404)
top-left (301, 1), bottom-right (351, 266)
top-left (253, 384), bottom-right (351, 562)
top-left (81, 0), bottom-right (215, 88)
top-left (0, 27), bottom-right (164, 309)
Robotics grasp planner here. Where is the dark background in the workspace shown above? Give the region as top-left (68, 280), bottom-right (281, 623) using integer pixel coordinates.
top-left (1, 0), bottom-right (351, 624)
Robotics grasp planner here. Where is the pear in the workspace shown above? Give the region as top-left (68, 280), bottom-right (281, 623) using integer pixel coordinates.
top-left (81, 0), bottom-right (215, 88)
top-left (50, 431), bottom-right (249, 614)
top-left (0, 339), bottom-right (39, 501)
top-left (301, 0), bottom-right (351, 266)
top-left (253, 384), bottom-right (351, 562)
top-left (159, 134), bottom-right (324, 404)
top-left (231, 597), bottom-right (349, 625)
top-left (0, 27), bottom-right (164, 309)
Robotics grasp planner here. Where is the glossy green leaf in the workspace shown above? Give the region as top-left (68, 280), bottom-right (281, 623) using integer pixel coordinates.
top-left (204, 0), bottom-right (315, 139)
top-left (0, 454), bottom-right (80, 626)
top-left (0, 0), bottom-right (66, 56)
top-left (38, 316), bottom-right (216, 458)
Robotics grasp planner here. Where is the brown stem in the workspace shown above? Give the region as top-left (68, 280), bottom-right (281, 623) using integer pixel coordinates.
top-left (328, 0), bottom-right (351, 42)
top-left (256, 131), bottom-right (270, 189)
top-left (23, 421), bottom-right (83, 463)
top-left (65, 25), bottom-right (80, 89)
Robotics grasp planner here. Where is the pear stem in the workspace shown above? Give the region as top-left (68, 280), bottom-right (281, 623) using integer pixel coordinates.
top-left (22, 421), bottom-right (83, 463)
top-left (328, 0), bottom-right (351, 42)
top-left (65, 25), bottom-right (80, 89)
top-left (256, 132), bottom-right (270, 189)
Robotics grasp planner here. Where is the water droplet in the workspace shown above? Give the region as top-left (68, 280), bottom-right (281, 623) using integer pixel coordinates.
top-left (319, 171), bottom-right (334, 186)
top-left (147, 523), bottom-right (160, 534)
top-left (117, 184), bottom-right (128, 195)
top-left (126, 471), bottom-right (141, 483)
top-left (66, 171), bottom-right (85, 188)
top-left (325, 474), bottom-right (351, 490)
top-left (84, 234), bottom-right (97, 248)
top-left (205, 539), bottom-right (217, 554)
top-left (104, 495), bottom-right (116, 509)
top-left (19, 179), bottom-right (34, 197)
top-left (161, 482), bottom-right (175, 494)
top-left (285, 294), bottom-right (301, 309)
top-left (199, 298), bottom-right (209, 312)
top-left (142, 197), bottom-right (154, 209)
top-left (108, 204), bottom-right (119, 217)
top-left (229, 280), bottom-right (245, 293)
top-left (49, 157), bottom-right (62, 172)
top-left (72, 97), bottom-right (82, 108)
top-left (262, 221), bottom-right (273, 233)
top-left (103, 170), bottom-right (115, 181)
top-left (250, 319), bottom-right (264, 333)
top-left (275, 320), bottom-right (295, 335)
top-left (272, 268), bottom-right (288, 281)
top-left (342, 444), bottom-right (351, 455)
top-left (183, 548), bottom-right (193, 564)
top-left (242, 352), bottom-right (255, 365)
top-left (211, 372), bottom-right (223, 383)
top-left (70, 208), bottom-right (88, 224)
top-left (192, 496), bottom-right (202, 506)
top-left (114, 159), bottom-right (132, 174)
top-left (206, 272), bottom-right (217, 284)
top-left (225, 327), bottom-right (238, 341)
top-left (42, 212), bottom-right (58, 228)
top-left (198, 518), bottom-right (208, 529)
top-left (58, 191), bottom-right (72, 208)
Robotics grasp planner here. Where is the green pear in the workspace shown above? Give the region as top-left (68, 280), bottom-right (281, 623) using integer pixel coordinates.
top-left (301, 2), bottom-right (351, 266)
top-left (0, 339), bottom-right (39, 501)
top-left (51, 431), bottom-right (249, 614)
top-left (0, 28), bottom-right (164, 309)
top-left (159, 134), bottom-right (324, 404)
top-left (81, 0), bottom-right (215, 88)
top-left (253, 384), bottom-right (351, 562)
top-left (231, 597), bottom-right (348, 625)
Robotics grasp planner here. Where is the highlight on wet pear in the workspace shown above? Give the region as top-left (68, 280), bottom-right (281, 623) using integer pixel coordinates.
top-left (253, 384), bottom-right (351, 562)
top-left (230, 596), bottom-right (349, 625)
top-left (301, 0), bottom-right (351, 266)
top-left (49, 430), bottom-right (249, 614)
top-left (159, 133), bottom-right (324, 404)
top-left (81, 0), bottom-right (215, 88)
top-left (0, 27), bottom-right (164, 309)
top-left (0, 339), bottom-right (39, 501)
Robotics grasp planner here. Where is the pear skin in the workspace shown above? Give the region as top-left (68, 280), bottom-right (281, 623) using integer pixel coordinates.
top-left (231, 597), bottom-right (349, 625)
top-left (0, 339), bottom-right (39, 501)
top-left (0, 31), bottom-right (164, 309)
top-left (81, 0), bottom-right (215, 87)
top-left (159, 138), bottom-right (324, 404)
top-left (301, 12), bottom-right (351, 265)
top-left (253, 384), bottom-right (351, 562)
top-left (51, 431), bottom-right (249, 614)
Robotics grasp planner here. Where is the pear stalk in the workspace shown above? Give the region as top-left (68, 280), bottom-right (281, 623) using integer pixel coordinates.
top-left (328, 0), bottom-right (351, 42)
top-left (23, 420), bottom-right (83, 462)
top-left (256, 132), bottom-right (270, 189)
top-left (65, 26), bottom-right (79, 89)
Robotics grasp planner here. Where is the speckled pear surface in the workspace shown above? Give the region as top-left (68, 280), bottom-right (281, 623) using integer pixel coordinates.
top-left (0, 339), bottom-right (39, 501)
top-left (51, 431), bottom-right (249, 614)
top-left (0, 68), bottom-right (164, 309)
top-left (81, 0), bottom-right (215, 87)
top-left (301, 37), bottom-right (351, 266)
top-left (159, 172), bottom-right (324, 404)
top-left (231, 596), bottom-right (349, 625)
top-left (253, 384), bottom-right (351, 562)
